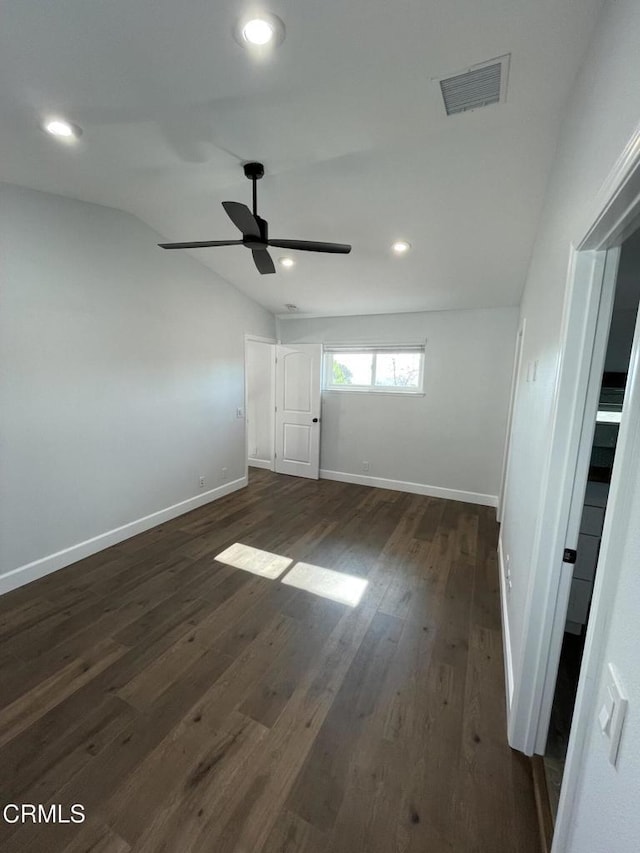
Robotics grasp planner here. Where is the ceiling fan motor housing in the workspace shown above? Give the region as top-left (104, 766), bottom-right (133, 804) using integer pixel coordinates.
top-left (243, 162), bottom-right (264, 181)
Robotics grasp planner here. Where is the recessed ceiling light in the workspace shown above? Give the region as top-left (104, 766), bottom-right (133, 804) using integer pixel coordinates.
top-left (42, 118), bottom-right (82, 140)
top-left (234, 13), bottom-right (285, 49)
top-left (279, 257), bottom-right (295, 268)
top-left (243, 18), bottom-right (274, 45)
top-left (392, 240), bottom-right (411, 254)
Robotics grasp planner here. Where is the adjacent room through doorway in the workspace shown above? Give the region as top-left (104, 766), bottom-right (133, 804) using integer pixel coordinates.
top-left (245, 337), bottom-right (276, 473)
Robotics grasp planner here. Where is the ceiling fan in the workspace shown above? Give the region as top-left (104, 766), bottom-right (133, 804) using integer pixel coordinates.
top-left (158, 162), bottom-right (352, 274)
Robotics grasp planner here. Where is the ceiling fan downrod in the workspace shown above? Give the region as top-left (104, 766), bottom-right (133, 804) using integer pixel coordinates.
top-left (243, 161), bottom-right (264, 217)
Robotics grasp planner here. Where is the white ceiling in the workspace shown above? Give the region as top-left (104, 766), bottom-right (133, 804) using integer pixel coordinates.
top-left (0, 0), bottom-right (603, 317)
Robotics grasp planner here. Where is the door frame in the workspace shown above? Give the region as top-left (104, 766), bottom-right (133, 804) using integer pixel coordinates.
top-left (506, 249), bottom-right (612, 752)
top-left (497, 317), bottom-right (526, 523)
top-left (244, 334), bottom-right (277, 481)
top-left (532, 246), bottom-right (620, 754)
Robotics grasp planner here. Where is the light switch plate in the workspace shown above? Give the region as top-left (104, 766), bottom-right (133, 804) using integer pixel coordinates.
top-left (601, 663), bottom-right (628, 767)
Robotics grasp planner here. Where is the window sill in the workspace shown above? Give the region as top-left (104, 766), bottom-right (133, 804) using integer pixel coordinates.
top-left (323, 388), bottom-right (425, 397)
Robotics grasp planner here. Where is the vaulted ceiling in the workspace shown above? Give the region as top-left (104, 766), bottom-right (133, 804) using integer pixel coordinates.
top-left (0, 0), bottom-right (603, 316)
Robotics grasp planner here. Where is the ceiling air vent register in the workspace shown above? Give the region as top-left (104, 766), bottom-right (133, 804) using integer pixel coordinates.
top-left (437, 54), bottom-right (510, 116)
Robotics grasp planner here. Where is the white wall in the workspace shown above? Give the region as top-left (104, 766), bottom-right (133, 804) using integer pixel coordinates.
top-left (0, 183), bottom-right (275, 591)
top-left (496, 0), bottom-right (640, 847)
top-left (246, 339), bottom-right (274, 466)
top-left (278, 308), bottom-right (518, 505)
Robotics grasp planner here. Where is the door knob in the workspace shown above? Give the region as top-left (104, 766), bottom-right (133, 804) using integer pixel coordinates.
top-left (312, 417), bottom-right (319, 423)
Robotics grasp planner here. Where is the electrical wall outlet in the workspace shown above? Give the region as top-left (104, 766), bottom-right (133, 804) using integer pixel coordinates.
top-left (221, 467), bottom-right (228, 481)
top-left (362, 461), bottom-right (370, 472)
top-left (236, 407), bottom-right (244, 419)
top-left (199, 476), bottom-right (205, 488)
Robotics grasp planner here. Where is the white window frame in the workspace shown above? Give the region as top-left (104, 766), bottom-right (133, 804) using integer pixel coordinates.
top-left (323, 344), bottom-right (426, 395)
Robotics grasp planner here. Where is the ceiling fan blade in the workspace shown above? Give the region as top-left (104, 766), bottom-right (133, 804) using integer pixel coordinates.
top-left (158, 240), bottom-right (243, 249)
top-left (252, 249), bottom-right (275, 274)
top-left (222, 201), bottom-right (260, 237)
top-left (268, 239), bottom-right (351, 254)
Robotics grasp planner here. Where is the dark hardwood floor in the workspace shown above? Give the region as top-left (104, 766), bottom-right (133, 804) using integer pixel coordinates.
top-left (0, 470), bottom-right (539, 852)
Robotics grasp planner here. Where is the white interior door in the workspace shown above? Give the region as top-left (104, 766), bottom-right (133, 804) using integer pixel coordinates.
top-left (275, 344), bottom-right (321, 479)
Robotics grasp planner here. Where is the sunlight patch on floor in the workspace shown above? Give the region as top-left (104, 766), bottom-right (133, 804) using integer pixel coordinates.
top-left (215, 543), bottom-right (292, 579)
top-left (282, 562), bottom-right (368, 607)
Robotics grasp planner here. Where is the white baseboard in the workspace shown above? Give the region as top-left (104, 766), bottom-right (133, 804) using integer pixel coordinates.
top-left (248, 458), bottom-right (273, 471)
top-left (0, 477), bottom-right (247, 597)
top-left (319, 469), bottom-right (497, 508)
top-left (498, 533), bottom-right (515, 709)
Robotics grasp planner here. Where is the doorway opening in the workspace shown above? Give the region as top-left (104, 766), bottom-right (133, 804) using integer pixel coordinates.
top-left (543, 226), bottom-right (640, 819)
top-left (245, 337), bottom-right (276, 473)
top-left (245, 338), bottom-right (322, 480)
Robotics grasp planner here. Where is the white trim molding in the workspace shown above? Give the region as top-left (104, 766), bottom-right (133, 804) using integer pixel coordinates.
top-left (497, 317), bottom-right (526, 523)
top-left (0, 477), bottom-right (247, 597)
top-left (248, 458), bottom-right (273, 471)
top-left (319, 469), bottom-right (497, 507)
top-left (498, 534), bottom-right (515, 709)
top-left (578, 120), bottom-right (640, 251)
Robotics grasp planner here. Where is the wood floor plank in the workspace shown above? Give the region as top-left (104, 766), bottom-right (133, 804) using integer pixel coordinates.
top-left (286, 611), bottom-right (403, 833)
top-left (144, 608), bottom-right (299, 743)
top-left (414, 496), bottom-right (446, 542)
top-left (0, 638), bottom-right (128, 749)
top-left (0, 652), bottom-right (236, 852)
top-left (0, 595), bottom-right (66, 642)
top-left (0, 470), bottom-right (540, 853)
top-left (202, 596), bottom-right (392, 852)
top-left (107, 711), bottom-right (269, 849)
top-left (61, 819), bottom-right (131, 853)
top-left (453, 623), bottom-right (514, 851)
top-left (0, 693), bottom-right (135, 804)
top-left (239, 595), bottom-right (345, 728)
top-left (116, 580), bottom-right (294, 711)
top-left (0, 564), bottom-right (225, 712)
top-left (262, 810), bottom-right (328, 853)
top-left (472, 504), bottom-right (503, 631)
top-left (111, 567), bottom-right (235, 647)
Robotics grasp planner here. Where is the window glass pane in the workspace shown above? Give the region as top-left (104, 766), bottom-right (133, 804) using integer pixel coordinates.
top-left (330, 353), bottom-right (373, 385)
top-left (374, 353), bottom-right (421, 388)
